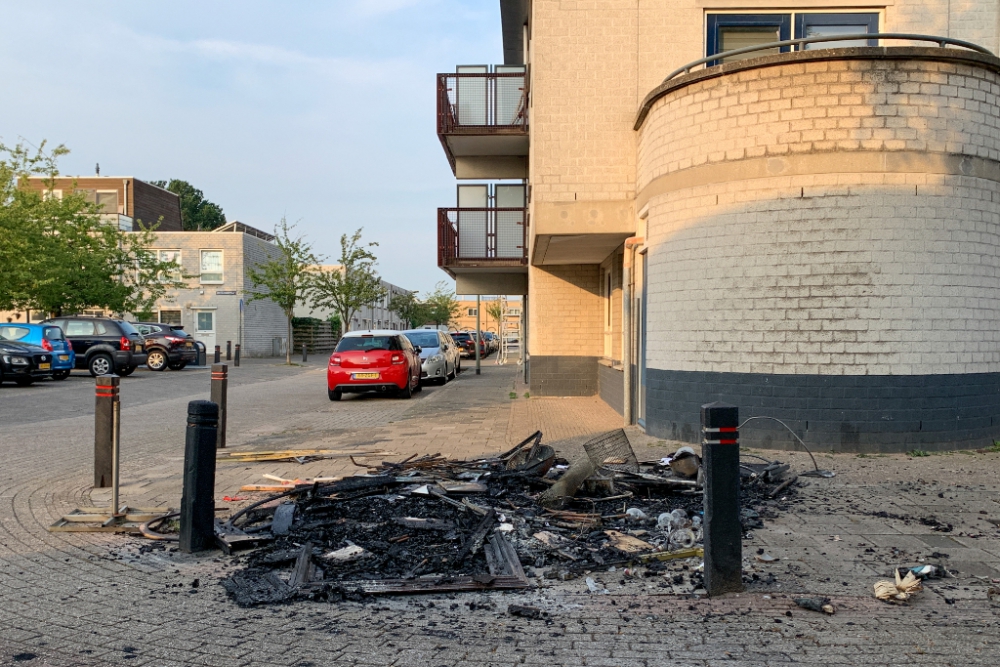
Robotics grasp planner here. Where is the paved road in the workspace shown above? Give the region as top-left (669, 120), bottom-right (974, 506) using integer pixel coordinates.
top-left (1, 357), bottom-right (999, 666)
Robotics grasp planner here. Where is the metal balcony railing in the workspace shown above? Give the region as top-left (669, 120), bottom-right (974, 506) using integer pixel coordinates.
top-left (437, 71), bottom-right (528, 135)
top-left (437, 208), bottom-right (527, 268)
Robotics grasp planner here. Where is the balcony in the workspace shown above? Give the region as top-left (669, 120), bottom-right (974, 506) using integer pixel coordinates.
top-left (437, 66), bottom-right (529, 179)
top-left (437, 207), bottom-right (527, 294)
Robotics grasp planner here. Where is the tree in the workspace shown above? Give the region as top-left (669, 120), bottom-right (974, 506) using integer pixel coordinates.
top-left (309, 229), bottom-right (386, 333)
top-left (0, 140), bottom-right (186, 317)
top-left (388, 291), bottom-right (428, 329)
top-left (151, 179), bottom-right (226, 230)
top-left (423, 282), bottom-right (461, 327)
top-left (484, 298), bottom-right (504, 333)
top-left (245, 218), bottom-right (321, 364)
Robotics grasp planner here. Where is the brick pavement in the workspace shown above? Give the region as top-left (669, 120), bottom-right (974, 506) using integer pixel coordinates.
top-left (0, 358), bottom-right (999, 666)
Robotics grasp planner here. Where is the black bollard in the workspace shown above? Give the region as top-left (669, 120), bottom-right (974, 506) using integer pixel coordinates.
top-left (94, 375), bottom-right (119, 488)
top-left (226, 340), bottom-right (232, 361)
top-left (302, 343), bottom-right (307, 363)
top-left (213, 345), bottom-right (221, 364)
top-left (179, 400), bottom-right (218, 553)
top-left (197, 343), bottom-right (207, 367)
top-left (702, 401), bottom-right (743, 596)
top-left (210, 364), bottom-right (228, 449)
top-left (234, 344), bottom-right (241, 367)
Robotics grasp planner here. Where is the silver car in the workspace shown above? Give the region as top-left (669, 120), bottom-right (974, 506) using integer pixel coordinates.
top-left (403, 329), bottom-right (461, 385)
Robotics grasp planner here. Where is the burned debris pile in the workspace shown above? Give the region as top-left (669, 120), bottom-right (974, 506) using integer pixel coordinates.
top-left (219, 430), bottom-right (794, 606)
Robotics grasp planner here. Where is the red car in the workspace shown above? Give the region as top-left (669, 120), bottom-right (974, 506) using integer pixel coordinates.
top-left (327, 330), bottom-right (422, 401)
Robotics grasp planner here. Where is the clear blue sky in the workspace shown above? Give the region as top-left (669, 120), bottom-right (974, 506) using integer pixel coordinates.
top-left (0, 1), bottom-right (503, 296)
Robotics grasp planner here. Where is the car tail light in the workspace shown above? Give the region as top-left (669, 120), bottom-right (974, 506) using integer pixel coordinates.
top-left (41, 339), bottom-right (53, 352)
top-left (330, 355), bottom-right (341, 366)
top-left (120, 336), bottom-right (131, 351)
top-left (391, 353), bottom-right (404, 365)
top-left (165, 335), bottom-right (185, 344)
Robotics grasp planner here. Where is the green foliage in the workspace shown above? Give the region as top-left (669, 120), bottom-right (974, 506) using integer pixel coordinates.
top-left (151, 179), bottom-right (226, 231)
top-left (309, 228), bottom-right (385, 333)
top-left (986, 441), bottom-right (1000, 453)
top-left (0, 140), bottom-right (186, 317)
top-left (422, 281), bottom-right (461, 326)
top-left (388, 291), bottom-right (428, 329)
top-left (908, 449), bottom-right (930, 457)
top-left (484, 298), bottom-right (504, 332)
top-left (509, 392), bottom-right (517, 399)
top-left (291, 316), bottom-right (324, 327)
top-left (245, 218), bottom-right (322, 364)
top-left (523, 392), bottom-right (530, 399)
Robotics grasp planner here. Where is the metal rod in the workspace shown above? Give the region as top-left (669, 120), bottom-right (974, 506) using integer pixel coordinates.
top-left (475, 295), bottom-right (481, 375)
top-left (111, 399), bottom-right (121, 517)
top-left (661, 32), bottom-right (994, 85)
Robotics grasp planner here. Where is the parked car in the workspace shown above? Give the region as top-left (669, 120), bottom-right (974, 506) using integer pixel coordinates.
top-left (403, 329), bottom-right (461, 384)
top-left (131, 322), bottom-right (198, 371)
top-left (450, 331), bottom-right (487, 359)
top-left (483, 331), bottom-right (499, 354)
top-left (0, 323), bottom-right (75, 379)
top-left (327, 330), bottom-right (422, 401)
top-left (0, 337), bottom-right (55, 386)
top-left (41, 316), bottom-right (148, 377)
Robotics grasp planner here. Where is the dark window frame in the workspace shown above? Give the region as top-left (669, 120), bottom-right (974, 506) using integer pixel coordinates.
top-left (706, 13), bottom-right (792, 65)
top-left (795, 12), bottom-right (879, 48)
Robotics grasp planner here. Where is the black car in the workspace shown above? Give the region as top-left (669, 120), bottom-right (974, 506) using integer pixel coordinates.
top-left (41, 316), bottom-right (148, 377)
top-left (131, 322), bottom-right (198, 371)
top-left (0, 339), bottom-right (55, 386)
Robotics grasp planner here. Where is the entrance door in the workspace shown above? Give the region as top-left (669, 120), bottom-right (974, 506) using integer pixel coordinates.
top-left (194, 310), bottom-right (216, 353)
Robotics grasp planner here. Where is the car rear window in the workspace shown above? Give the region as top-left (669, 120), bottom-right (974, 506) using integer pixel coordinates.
top-left (0, 326), bottom-right (30, 341)
top-left (169, 329), bottom-right (190, 337)
top-left (335, 336), bottom-right (401, 352)
top-left (43, 326), bottom-right (65, 340)
top-left (117, 321), bottom-right (140, 336)
top-left (451, 333), bottom-right (472, 341)
top-left (404, 332), bottom-right (440, 348)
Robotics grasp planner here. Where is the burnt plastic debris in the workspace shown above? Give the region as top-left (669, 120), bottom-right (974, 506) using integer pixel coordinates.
top-left (215, 430), bottom-right (795, 606)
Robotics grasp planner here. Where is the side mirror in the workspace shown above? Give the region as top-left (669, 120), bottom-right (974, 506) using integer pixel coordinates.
top-left (415, 346), bottom-right (422, 354)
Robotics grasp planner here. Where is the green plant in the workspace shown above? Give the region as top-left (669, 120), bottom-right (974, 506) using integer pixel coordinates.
top-left (523, 392), bottom-right (530, 399)
top-left (908, 449), bottom-right (930, 457)
top-left (509, 392), bottom-right (517, 399)
top-left (985, 441), bottom-right (1000, 453)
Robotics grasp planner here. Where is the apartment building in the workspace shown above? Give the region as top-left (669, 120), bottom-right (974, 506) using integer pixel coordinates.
top-left (452, 298), bottom-right (522, 336)
top-left (25, 176), bottom-right (183, 231)
top-left (295, 272), bottom-right (412, 332)
top-left (436, 1), bottom-right (1000, 452)
top-left (142, 222), bottom-right (288, 357)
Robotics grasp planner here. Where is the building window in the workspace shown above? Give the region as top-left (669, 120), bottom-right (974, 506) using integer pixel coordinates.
top-left (77, 189), bottom-right (120, 214)
top-left (159, 310), bottom-right (182, 325)
top-left (467, 308), bottom-right (477, 316)
top-left (156, 250), bottom-right (182, 283)
top-left (42, 189), bottom-right (62, 201)
top-left (707, 12), bottom-right (878, 63)
top-left (200, 250), bottom-right (223, 283)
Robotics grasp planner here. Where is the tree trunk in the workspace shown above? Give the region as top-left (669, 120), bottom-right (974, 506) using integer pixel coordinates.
top-left (286, 311), bottom-right (292, 365)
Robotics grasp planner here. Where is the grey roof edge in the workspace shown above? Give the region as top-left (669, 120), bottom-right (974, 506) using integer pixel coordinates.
top-left (500, 0), bottom-right (529, 65)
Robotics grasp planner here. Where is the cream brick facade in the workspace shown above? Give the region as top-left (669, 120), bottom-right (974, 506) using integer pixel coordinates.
top-left (464, 0), bottom-right (1000, 448)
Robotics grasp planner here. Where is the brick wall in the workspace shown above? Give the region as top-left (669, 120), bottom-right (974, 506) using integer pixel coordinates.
top-left (241, 235), bottom-right (289, 357)
top-left (638, 57), bottom-right (1000, 190)
top-left (636, 55), bottom-right (1000, 377)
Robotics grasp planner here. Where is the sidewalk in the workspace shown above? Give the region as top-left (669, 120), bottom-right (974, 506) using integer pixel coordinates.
top-left (0, 357), bottom-right (998, 666)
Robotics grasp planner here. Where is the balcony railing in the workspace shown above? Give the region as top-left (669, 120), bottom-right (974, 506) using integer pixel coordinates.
top-left (437, 71), bottom-right (528, 135)
top-left (437, 207), bottom-right (527, 270)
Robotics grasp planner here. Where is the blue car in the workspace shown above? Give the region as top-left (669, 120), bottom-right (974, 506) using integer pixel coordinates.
top-left (0, 323), bottom-right (75, 380)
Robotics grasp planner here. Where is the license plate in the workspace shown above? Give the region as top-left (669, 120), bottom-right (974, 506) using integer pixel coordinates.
top-left (185, 342), bottom-right (193, 348)
top-left (58, 355), bottom-right (69, 361)
top-left (135, 344), bottom-right (143, 352)
top-left (353, 372), bottom-right (380, 380)
top-left (39, 363), bottom-right (51, 370)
